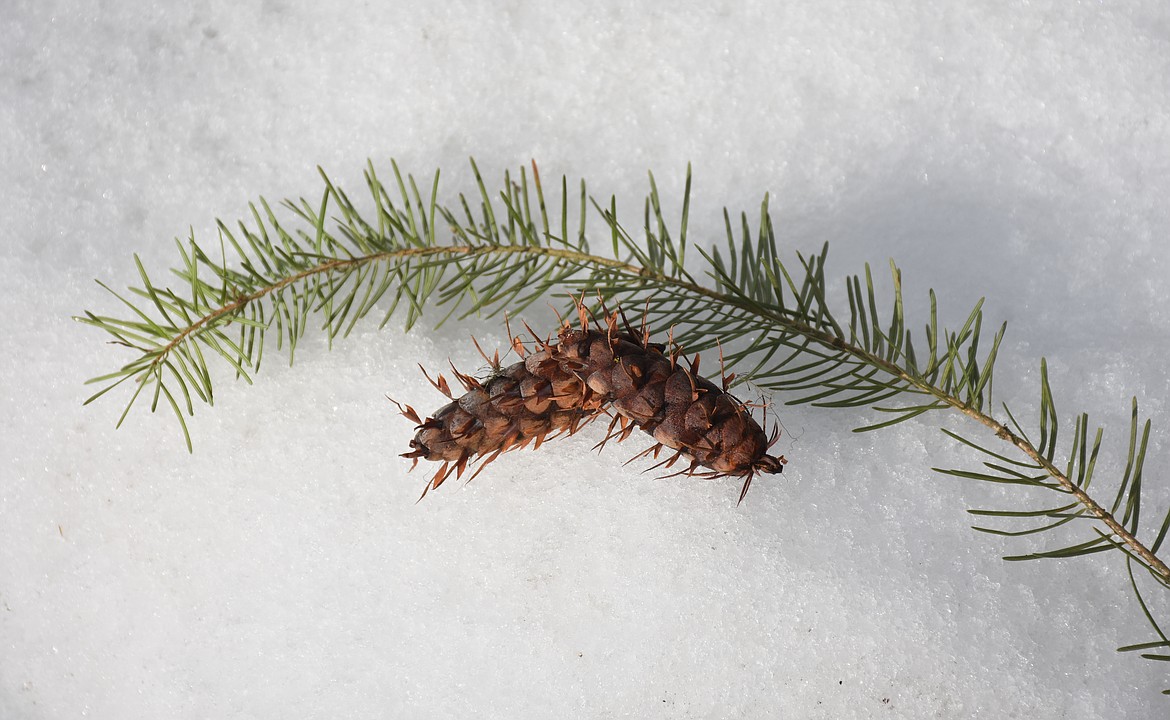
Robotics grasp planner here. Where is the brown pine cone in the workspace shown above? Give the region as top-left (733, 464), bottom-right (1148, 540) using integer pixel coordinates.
top-left (552, 309), bottom-right (786, 502)
top-left (392, 335), bottom-right (607, 498)
top-left (396, 301), bottom-right (786, 502)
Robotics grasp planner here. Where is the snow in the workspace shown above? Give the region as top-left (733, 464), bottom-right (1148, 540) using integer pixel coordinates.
top-left (4, 1), bottom-right (1170, 717)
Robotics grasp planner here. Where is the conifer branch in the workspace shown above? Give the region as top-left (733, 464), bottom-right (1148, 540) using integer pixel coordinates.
top-left (77, 159), bottom-right (1170, 691)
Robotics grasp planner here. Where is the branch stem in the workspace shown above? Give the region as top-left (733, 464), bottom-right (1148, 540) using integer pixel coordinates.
top-left (147, 240), bottom-right (1170, 582)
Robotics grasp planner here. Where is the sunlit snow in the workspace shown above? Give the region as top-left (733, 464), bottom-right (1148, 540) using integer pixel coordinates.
top-left (3, 2), bottom-right (1170, 718)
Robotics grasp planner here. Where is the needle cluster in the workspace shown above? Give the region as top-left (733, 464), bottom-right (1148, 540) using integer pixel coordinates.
top-left (75, 158), bottom-right (1170, 691)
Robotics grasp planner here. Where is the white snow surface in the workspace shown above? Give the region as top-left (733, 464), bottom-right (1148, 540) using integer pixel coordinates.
top-left (4, 2), bottom-right (1170, 718)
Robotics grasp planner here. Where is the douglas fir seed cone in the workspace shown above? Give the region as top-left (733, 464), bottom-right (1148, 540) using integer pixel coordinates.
top-left (392, 332), bottom-right (607, 498)
top-left (394, 299), bottom-right (787, 502)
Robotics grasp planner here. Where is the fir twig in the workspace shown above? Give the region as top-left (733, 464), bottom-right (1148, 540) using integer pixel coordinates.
top-left (77, 158), bottom-right (1170, 691)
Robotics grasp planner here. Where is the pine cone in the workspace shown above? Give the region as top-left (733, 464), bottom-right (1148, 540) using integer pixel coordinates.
top-left (396, 302), bottom-right (786, 502)
top-left (553, 309), bottom-right (786, 502)
top-left (392, 335), bottom-right (607, 498)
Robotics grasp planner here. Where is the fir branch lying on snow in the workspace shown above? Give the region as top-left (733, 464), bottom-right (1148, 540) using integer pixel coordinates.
top-left (76, 159), bottom-right (1170, 693)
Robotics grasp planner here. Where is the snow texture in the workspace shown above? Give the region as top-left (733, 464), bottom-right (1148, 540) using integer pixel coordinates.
top-left (4, 1), bottom-right (1170, 718)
